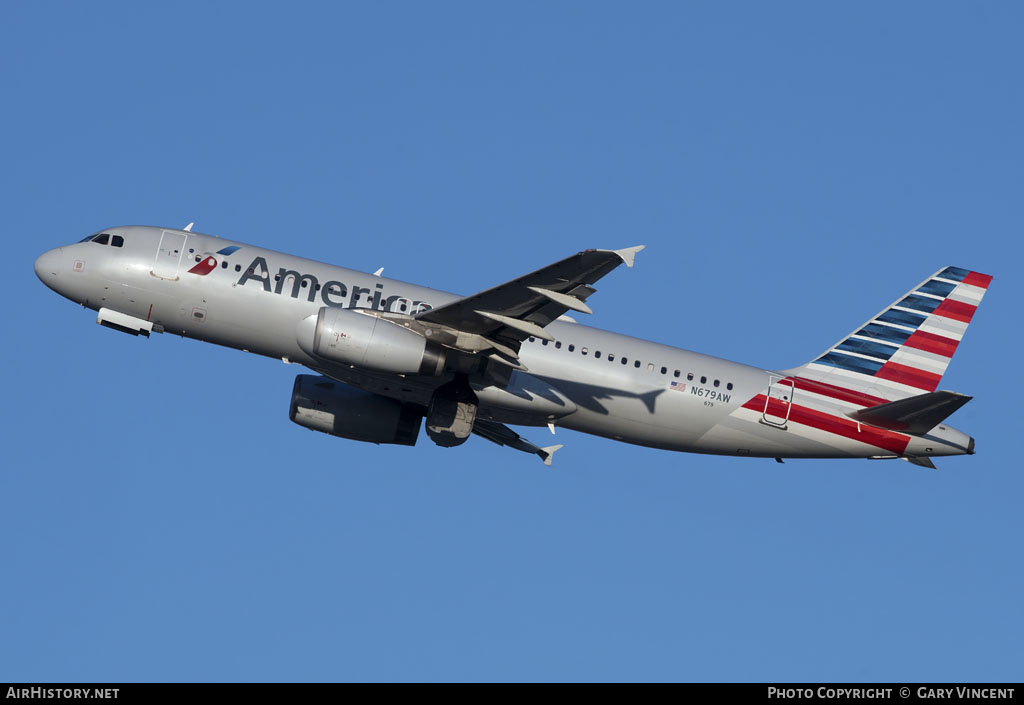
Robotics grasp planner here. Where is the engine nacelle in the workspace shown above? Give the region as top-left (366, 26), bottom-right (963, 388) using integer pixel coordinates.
top-left (289, 375), bottom-right (422, 446)
top-left (297, 307), bottom-right (446, 375)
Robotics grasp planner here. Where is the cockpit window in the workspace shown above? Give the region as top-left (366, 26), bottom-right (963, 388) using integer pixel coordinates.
top-left (92, 233), bottom-right (110, 245)
top-left (79, 235), bottom-right (95, 242)
top-left (112, 235), bottom-right (124, 247)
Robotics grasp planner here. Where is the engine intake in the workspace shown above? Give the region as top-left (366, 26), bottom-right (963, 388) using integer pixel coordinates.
top-left (297, 307), bottom-right (445, 375)
top-left (289, 375), bottom-right (421, 446)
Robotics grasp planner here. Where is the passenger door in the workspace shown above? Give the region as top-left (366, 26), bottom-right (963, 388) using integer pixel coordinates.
top-left (152, 230), bottom-right (187, 280)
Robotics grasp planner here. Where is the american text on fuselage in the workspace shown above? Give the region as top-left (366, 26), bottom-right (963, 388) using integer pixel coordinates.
top-left (237, 255), bottom-right (435, 314)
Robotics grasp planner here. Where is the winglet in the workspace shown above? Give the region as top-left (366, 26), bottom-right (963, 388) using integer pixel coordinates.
top-left (540, 444), bottom-right (564, 467)
top-left (610, 245), bottom-right (645, 268)
top-left (183, 222), bottom-right (194, 232)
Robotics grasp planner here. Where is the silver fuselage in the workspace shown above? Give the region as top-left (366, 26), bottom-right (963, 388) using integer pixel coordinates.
top-left (35, 226), bottom-right (974, 462)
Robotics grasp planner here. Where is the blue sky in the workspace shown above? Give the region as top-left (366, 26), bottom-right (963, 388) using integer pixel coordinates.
top-left (2, 1), bottom-right (1021, 682)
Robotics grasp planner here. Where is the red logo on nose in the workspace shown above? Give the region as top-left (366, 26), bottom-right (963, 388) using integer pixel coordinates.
top-left (188, 256), bottom-right (218, 275)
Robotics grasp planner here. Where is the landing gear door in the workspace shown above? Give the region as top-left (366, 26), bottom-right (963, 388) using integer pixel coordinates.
top-left (152, 230), bottom-right (187, 280)
top-left (763, 376), bottom-right (794, 427)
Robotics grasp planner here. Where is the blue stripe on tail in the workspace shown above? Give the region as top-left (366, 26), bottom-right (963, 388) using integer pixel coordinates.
top-left (857, 323), bottom-right (912, 345)
top-left (877, 309), bottom-right (926, 328)
top-left (937, 266), bottom-right (969, 282)
top-left (835, 338), bottom-right (899, 361)
top-left (814, 352), bottom-right (885, 375)
top-left (898, 294), bottom-right (942, 314)
top-left (917, 279), bottom-right (957, 297)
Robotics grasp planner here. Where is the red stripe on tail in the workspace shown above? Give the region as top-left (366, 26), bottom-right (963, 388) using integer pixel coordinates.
top-left (786, 377), bottom-right (889, 407)
top-left (903, 330), bottom-right (959, 358)
top-left (875, 361), bottom-right (942, 391)
top-left (933, 298), bottom-right (977, 323)
top-left (962, 271), bottom-right (993, 289)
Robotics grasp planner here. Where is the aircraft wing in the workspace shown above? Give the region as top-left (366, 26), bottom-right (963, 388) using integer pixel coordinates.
top-left (472, 419), bottom-right (563, 466)
top-left (415, 246), bottom-right (644, 356)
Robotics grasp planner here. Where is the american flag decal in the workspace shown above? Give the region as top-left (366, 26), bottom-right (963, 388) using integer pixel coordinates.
top-left (669, 381), bottom-right (686, 393)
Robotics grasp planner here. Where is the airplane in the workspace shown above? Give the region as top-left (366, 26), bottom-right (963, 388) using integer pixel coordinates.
top-left (34, 225), bottom-right (991, 468)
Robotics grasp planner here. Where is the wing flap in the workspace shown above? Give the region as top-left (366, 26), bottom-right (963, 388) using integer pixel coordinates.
top-left (474, 310), bottom-right (555, 341)
top-left (526, 286), bottom-right (594, 314)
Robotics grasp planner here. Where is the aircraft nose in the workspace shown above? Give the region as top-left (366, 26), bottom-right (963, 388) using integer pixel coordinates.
top-left (34, 248), bottom-right (62, 286)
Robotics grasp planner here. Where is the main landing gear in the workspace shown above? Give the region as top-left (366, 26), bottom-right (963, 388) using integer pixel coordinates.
top-left (425, 375), bottom-right (478, 448)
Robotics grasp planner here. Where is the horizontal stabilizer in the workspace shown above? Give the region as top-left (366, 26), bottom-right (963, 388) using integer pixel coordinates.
top-left (848, 390), bottom-right (972, 436)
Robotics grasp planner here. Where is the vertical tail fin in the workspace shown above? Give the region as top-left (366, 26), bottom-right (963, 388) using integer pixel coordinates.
top-left (789, 267), bottom-right (992, 401)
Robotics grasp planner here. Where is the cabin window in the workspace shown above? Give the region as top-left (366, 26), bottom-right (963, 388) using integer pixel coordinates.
top-left (568, 344), bottom-right (575, 352)
top-left (727, 382), bottom-right (733, 390)
top-left (595, 351), bottom-right (602, 359)
top-left (235, 264), bottom-right (241, 272)
top-left (634, 360), bottom-right (641, 368)
top-left (673, 369), bottom-right (680, 378)
top-left (713, 379), bottom-right (720, 387)
top-left (221, 261), bottom-right (227, 268)
top-left (701, 376), bottom-right (707, 384)
top-left (111, 235), bottom-right (124, 248)
top-left (607, 354), bottom-right (614, 362)
top-left (660, 366), bottom-right (667, 375)
top-left (542, 339), bottom-right (548, 346)
top-left (555, 341), bottom-right (562, 349)
top-left (581, 347), bottom-right (588, 355)
top-left (687, 373), bottom-right (694, 381)
top-left (647, 363), bottom-right (654, 372)
top-left (529, 337), bottom-right (536, 343)
top-left (621, 357), bottom-right (628, 365)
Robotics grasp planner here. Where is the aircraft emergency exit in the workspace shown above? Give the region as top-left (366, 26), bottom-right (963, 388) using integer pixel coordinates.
top-left (35, 225), bottom-right (991, 468)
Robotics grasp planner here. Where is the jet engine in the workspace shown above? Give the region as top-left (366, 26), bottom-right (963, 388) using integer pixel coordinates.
top-left (289, 374), bottom-right (422, 446)
top-left (297, 307), bottom-right (446, 375)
